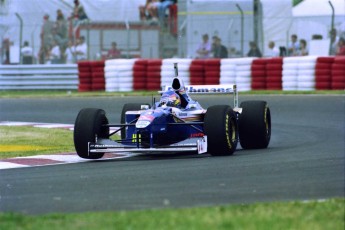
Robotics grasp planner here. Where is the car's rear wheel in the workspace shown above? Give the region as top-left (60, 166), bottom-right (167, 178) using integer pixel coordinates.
top-left (238, 100), bottom-right (271, 149)
top-left (74, 108), bottom-right (109, 159)
top-left (204, 105), bottom-right (238, 156)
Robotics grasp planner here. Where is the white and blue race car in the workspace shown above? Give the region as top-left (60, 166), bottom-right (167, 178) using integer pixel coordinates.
top-left (74, 63), bottom-right (271, 159)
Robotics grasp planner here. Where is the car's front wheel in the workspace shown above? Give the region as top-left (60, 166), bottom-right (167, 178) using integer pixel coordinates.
top-left (74, 108), bottom-right (109, 159)
top-left (204, 105), bottom-right (238, 156)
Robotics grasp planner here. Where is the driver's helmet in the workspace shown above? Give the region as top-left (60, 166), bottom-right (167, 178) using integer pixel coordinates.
top-left (159, 90), bottom-right (181, 108)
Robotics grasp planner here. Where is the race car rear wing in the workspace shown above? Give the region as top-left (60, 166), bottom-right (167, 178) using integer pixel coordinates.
top-left (160, 63), bottom-right (239, 109)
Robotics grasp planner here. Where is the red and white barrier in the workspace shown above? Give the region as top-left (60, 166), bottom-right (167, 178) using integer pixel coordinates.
top-left (81, 57), bottom-right (345, 92)
top-left (161, 58), bottom-right (192, 87)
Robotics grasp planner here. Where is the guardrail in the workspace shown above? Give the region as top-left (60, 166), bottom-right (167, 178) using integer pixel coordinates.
top-left (0, 64), bottom-right (78, 90)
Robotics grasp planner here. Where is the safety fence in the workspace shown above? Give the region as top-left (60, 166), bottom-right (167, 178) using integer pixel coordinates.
top-left (0, 64), bottom-right (78, 90)
top-left (1, 57), bottom-right (344, 91)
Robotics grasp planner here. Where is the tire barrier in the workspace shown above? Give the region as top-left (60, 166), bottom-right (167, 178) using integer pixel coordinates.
top-left (331, 57), bottom-right (345, 90)
top-left (189, 59), bottom-right (205, 85)
top-left (297, 56), bottom-right (317, 91)
top-left (146, 59), bottom-right (162, 90)
top-left (204, 59), bottom-right (221, 85)
top-left (76, 57), bottom-right (344, 92)
top-left (251, 58), bottom-right (268, 90)
top-left (266, 57), bottom-right (283, 90)
top-left (282, 57), bottom-right (299, 90)
top-left (90, 60), bottom-right (105, 91)
top-left (104, 59), bottom-right (137, 92)
top-left (161, 58), bottom-right (192, 87)
top-left (221, 58), bottom-right (256, 91)
top-left (315, 57), bottom-right (334, 90)
top-left (77, 61), bottom-right (92, 92)
top-left (133, 59), bottom-right (148, 90)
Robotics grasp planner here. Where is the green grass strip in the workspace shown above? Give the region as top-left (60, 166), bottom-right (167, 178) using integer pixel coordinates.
top-left (0, 198), bottom-right (343, 230)
top-left (0, 126), bottom-right (75, 159)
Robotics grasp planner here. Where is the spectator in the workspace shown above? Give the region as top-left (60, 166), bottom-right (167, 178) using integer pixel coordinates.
top-left (73, 0), bottom-right (88, 21)
top-left (287, 34), bottom-right (300, 56)
top-left (54, 9), bottom-right (68, 49)
top-left (336, 37), bottom-right (345, 56)
top-left (50, 40), bottom-right (61, 64)
top-left (21, 41), bottom-right (33, 64)
top-left (247, 41), bottom-right (262, 57)
top-left (64, 40), bottom-right (76, 64)
top-left (211, 35), bottom-right (218, 56)
top-left (139, 0), bottom-right (159, 23)
top-left (74, 36), bottom-right (87, 61)
top-left (157, 0), bottom-right (176, 27)
top-left (213, 37), bottom-right (228, 58)
top-left (196, 33), bottom-right (211, 59)
top-left (296, 39), bottom-right (308, 56)
top-left (264, 41), bottom-right (279, 57)
top-left (107, 42), bottom-right (121, 59)
top-left (2, 39), bottom-right (10, 64)
top-left (40, 14), bottom-right (54, 50)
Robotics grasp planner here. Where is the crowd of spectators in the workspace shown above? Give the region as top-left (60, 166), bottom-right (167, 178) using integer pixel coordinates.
top-left (25, 0), bottom-right (89, 64)
top-left (194, 31), bottom-right (345, 59)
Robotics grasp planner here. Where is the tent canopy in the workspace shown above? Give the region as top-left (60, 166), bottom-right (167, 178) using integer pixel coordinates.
top-left (293, 0), bottom-right (345, 16)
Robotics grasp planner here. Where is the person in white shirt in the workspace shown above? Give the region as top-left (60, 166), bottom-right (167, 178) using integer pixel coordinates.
top-left (50, 40), bottom-right (61, 64)
top-left (21, 41), bottom-right (33, 64)
top-left (196, 34), bottom-right (211, 59)
top-left (75, 36), bottom-right (87, 61)
top-left (264, 41), bottom-right (279, 57)
top-left (64, 40), bottom-right (76, 64)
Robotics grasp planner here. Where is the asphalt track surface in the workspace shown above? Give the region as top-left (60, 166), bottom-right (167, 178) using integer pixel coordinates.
top-left (0, 95), bottom-right (344, 214)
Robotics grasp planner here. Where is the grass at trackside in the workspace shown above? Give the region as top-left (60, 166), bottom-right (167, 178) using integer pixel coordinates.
top-left (0, 90), bottom-right (344, 98)
top-left (0, 198), bottom-right (344, 230)
top-left (0, 126), bottom-right (75, 159)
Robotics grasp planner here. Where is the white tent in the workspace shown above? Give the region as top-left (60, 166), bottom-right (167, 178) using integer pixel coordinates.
top-left (291, 0), bottom-right (345, 40)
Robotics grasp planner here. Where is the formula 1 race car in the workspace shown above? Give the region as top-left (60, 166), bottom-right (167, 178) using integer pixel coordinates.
top-left (74, 63), bottom-right (271, 159)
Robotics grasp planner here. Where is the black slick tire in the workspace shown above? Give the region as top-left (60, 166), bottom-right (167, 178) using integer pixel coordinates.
top-left (204, 105), bottom-right (238, 156)
top-left (74, 108), bottom-right (109, 159)
top-left (238, 100), bottom-right (271, 149)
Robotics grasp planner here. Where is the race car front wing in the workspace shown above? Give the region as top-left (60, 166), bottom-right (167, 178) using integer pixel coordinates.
top-left (87, 136), bottom-right (208, 157)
